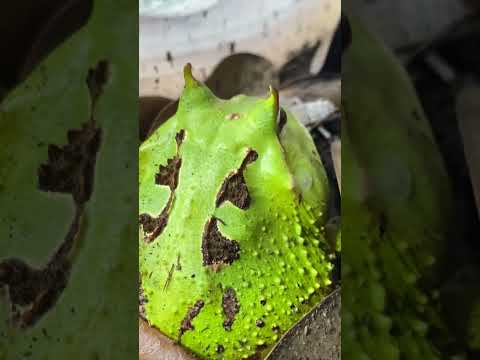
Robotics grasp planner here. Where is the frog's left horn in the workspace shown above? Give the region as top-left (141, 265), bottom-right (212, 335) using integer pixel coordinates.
top-left (179, 63), bottom-right (215, 109)
top-left (183, 63), bottom-right (199, 88)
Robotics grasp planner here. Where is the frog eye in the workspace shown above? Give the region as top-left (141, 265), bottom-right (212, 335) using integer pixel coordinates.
top-left (215, 149), bottom-right (258, 210)
top-left (139, 129), bottom-right (185, 242)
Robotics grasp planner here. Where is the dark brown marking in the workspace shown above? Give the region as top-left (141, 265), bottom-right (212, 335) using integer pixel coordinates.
top-left (139, 193), bottom-right (175, 243)
top-left (222, 288), bottom-right (240, 331)
top-left (217, 345), bottom-right (225, 353)
top-left (140, 130), bottom-right (185, 242)
top-left (86, 59), bottom-right (110, 109)
top-left (156, 129), bottom-right (183, 190)
top-left (179, 300), bottom-right (205, 337)
top-left (0, 61), bottom-right (106, 329)
top-left (0, 206), bottom-right (83, 328)
top-left (202, 218), bottom-right (240, 269)
top-left (38, 124), bottom-right (102, 204)
top-left (155, 156), bottom-right (181, 190)
top-left (255, 319), bottom-right (265, 328)
top-left (216, 149), bottom-right (258, 209)
top-left (139, 276), bottom-right (147, 319)
top-left (37, 60), bottom-right (107, 204)
top-left (176, 129), bottom-right (185, 145)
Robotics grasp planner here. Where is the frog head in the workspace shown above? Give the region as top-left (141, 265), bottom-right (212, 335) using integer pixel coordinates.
top-left (139, 64), bottom-right (333, 359)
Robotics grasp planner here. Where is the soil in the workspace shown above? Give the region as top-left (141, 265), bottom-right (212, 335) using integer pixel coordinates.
top-left (180, 300), bottom-right (205, 337)
top-left (201, 218), bottom-right (240, 268)
top-left (1, 62), bottom-right (106, 329)
top-left (215, 150), bottom-right (258, 210)
top-left (222, 287), bottom-right (240, 331)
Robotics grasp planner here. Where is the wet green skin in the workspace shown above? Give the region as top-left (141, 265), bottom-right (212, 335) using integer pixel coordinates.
top-left (471, 303), bottom-right (480, 350)
top-left (342, 16), bottom-right (453, 360)
top-left (139, 66), bottom-right (332, 359)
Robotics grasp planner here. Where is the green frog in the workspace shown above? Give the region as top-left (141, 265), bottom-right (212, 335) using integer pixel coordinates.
top-left (139, 64), bottom-right (335, 359)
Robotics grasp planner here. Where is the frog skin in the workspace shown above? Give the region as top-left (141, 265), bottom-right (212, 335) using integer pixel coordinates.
top-left (470, 302), bottom-right (480, 351)
top-left (139, 64), bottom-right (334, 359)
top-left (342, 15), bottom-right (454, 359)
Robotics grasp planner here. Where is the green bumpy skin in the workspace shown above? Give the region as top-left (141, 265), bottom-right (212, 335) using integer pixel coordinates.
top-left (470, 302), bottom-right (480, 350)
top-left (342, 15), bottom-right (453, 360)
top-left (139, 65), bottom-right (333, 359)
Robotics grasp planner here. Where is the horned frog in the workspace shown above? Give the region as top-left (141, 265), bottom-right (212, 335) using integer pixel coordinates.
top-left (139, 64), bottom-right (334, 359)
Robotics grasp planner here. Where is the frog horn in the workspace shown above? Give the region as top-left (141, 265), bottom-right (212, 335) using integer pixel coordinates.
top-left (183, 63), bottom-right (199, 88)
top-left (259, 86), bottom-right (280, 129)
top-left (268, 86), bottom-right (280, 116)
top-left (180, 63), bottom-right (215, 108)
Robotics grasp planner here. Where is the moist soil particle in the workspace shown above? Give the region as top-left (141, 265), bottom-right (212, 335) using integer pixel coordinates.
top-left (86, 59), bottom-right (109, 108)
top-left (202, 218), bottom-right (240, 268)
top-left (0, 62), bottom-right (106, 328)
top-left (222, 287), bottom-right (240, 331)
top-left (155, 156), bottom-right (182, 190)
top-left (179, 300), bottom-right (205, 337)
top-left (139, 194), bottom-right (174, 242)
top-left (38, 123), bottom-right (102, 204)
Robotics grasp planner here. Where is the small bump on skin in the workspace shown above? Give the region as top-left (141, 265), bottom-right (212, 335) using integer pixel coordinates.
top-left (226, 113), bottom-right (241, 120)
